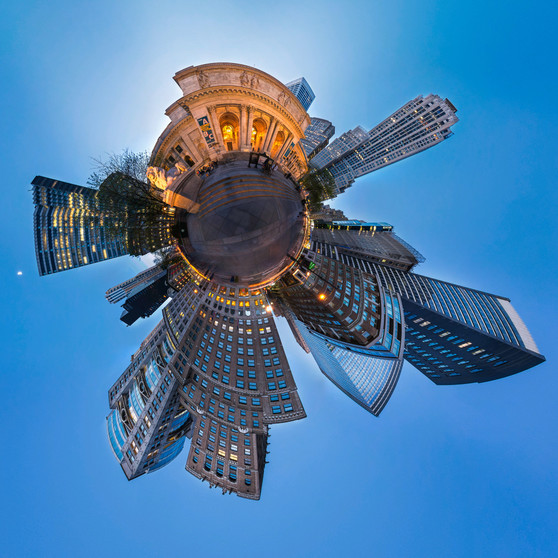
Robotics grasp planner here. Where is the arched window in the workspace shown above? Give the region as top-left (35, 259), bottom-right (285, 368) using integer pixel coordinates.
top-left (271, 130), bottom-right (285, 158)
top-left (219, 112), bottom-right (240, 151)
top-left (251, 118), bottom-right (267, 152)
top-left (222, 125), bottom-right (234, 142)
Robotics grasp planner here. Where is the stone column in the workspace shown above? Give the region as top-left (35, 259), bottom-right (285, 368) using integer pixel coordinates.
top-left (207, 105), bottom-right (224, 154)
top-left (239, 105), bottom-right (247, 151)
top-left (180, 132), bottom-right (203, 164)
top-left (262, 117), bottom-right (277, 153)
top-left (245, 106), bottom-right (255, 149)
top-left (277, 132), bottom-right (294, 161)
top-left (266, 122), bottom-right (281, 156)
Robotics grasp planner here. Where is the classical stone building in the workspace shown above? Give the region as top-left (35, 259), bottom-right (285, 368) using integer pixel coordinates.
top-left (150, 63), bottom-right (312, 183)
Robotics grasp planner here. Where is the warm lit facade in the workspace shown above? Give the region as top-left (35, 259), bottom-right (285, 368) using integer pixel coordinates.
top-left (150, 63), bottom-right (312, 182)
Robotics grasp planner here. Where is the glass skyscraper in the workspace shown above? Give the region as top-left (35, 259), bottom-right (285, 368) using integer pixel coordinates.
top-left (309, 95), bottom-right (458, 195)
top-left (288, 287), bottom-right (405, 416)
top-left (285, 77), bottom-right (316, 111)
top-left (309, 125), bottom-right (369, 170)
top-left (299, 117), bottom-right (335, 160)
top-left (32, 173), bottom-right (175, 275)
top-left (315, 228), bottom-right (545, 384)
top-left (32, 175), bottom-right (129, 275)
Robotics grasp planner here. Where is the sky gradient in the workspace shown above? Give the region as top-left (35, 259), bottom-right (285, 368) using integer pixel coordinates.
top-left (1, 1), bottom-right (557, 556)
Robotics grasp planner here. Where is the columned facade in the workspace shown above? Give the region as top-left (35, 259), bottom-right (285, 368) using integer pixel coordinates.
top-left (150, 63), bottom-right (312, 179)
top-left (262, 117), bottom-right (279, 153)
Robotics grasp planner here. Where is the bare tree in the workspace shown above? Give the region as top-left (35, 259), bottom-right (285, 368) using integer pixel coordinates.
top-left (153, 246), bottom-right (183, 269)
top-left (87, 150), bottom-right (175, 257)
top-left (87, 149), bottom-right (151, 188)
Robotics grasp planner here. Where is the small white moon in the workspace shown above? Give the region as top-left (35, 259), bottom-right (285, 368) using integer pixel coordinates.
top-left (17, 271), bottom-right (23, 276)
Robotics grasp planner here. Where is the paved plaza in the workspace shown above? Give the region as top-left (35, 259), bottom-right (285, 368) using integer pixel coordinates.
top-left (176, 159), bottom-right (306, 286)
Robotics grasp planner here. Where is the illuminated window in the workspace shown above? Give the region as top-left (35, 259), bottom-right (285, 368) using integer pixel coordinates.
top-left (222, 125), bottom-right (234, 141)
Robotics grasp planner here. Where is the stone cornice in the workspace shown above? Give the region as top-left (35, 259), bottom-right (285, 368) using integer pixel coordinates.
top-left (173, 63), bottom-right (310, 128)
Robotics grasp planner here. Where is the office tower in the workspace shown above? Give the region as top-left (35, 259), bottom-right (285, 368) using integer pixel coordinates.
top-left (107, 279), bottom-right (306, 499)
top-left (285, 77), bottom-right (315, 111)
top-left (32, 173), bottom-right (175, 276)
top-left (32, 175), bottom-right (129, 275)
top-left (310, 95), bottom-right (458, 194)
top-left (107, 286), bottom-right (204, 479)
top-left (106, 265), bottom-right (167, 304)
top-left (311, 220), bottom-right (424, 272)
top-left (300, 117), bottom-right (335, 160)
top-left (270, 249), bottom-right (382, 349)
top-left (309, 125), bottom-right (369, 169)
top-left (180, 284), bottom-right (305, 499)
top-left (107, 280), bottom-right (208, 478)
top-left (290, 315), bottom-right (403, 416)
top-left (317, 229), bottom-right (545, 384)
top-left (272, 247), bottom-right (406, 415)
top-left (369, 264), bottom-right (545, 384)
top-left (119, 273), bottom-right (170, 326)
top-left (309, 204), bottom-right (347, 222)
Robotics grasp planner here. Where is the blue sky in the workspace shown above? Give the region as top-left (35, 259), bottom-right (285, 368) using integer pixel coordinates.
top-left (1, 1), bottom-right (557, 556)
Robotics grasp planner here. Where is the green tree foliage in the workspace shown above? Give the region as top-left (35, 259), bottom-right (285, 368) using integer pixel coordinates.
top-left (299, 168), bottom-right (335, 212)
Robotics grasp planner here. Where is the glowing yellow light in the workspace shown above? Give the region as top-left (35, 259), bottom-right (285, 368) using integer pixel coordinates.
top-left (222, 124), bottom-right (234, 141)
top-left (319, 293), bottom-right (326, 300)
